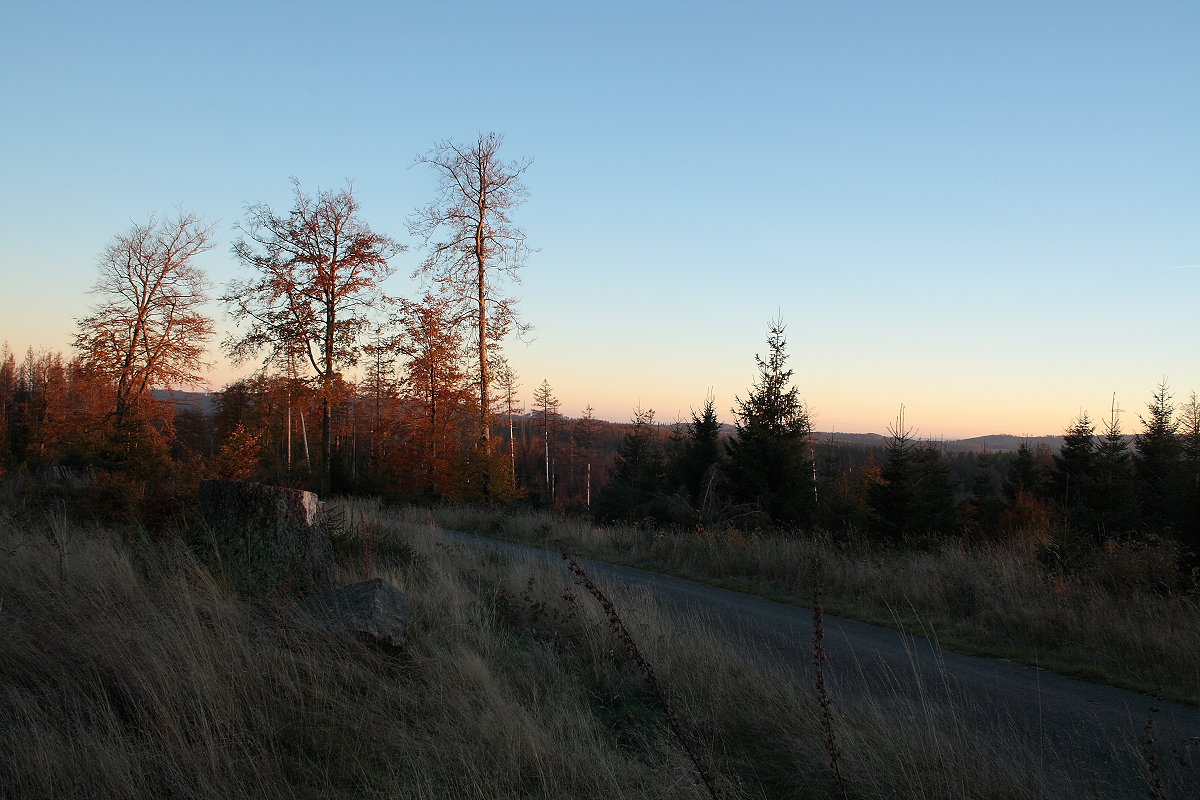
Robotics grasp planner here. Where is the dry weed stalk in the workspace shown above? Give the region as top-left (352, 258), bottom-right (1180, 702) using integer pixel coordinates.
top-left (561, 551), bottom-right (724, 800)
top-left (1142, 706), bottom-right (1165, 800)
top-left (360, 510), bottom-right (374, 581)
top-left (46, 500), bottom-right (70, 582)
top-left (812, 560), bottom-right (849, 799)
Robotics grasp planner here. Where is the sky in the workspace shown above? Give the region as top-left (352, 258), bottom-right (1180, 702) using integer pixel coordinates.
top-left (1, 0), bottom-right (1196, 439)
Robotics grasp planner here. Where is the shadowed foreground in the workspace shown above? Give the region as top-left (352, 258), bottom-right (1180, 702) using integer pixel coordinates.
top-left (2, 502), bottom-right (1195, 799)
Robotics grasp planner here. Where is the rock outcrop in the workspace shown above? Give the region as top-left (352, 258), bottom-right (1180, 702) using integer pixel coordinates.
top-left (298, 578), bottom-right (411, 648)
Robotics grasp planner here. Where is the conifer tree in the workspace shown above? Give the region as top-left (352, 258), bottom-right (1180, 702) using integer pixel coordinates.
top-left (611, 407), bottom-right (664, 491)
top-left (963, 454), bottom-right (1003, 536)
top-left (724, 320), bottom-right (814, 527)
top-left (1004, 441), bottom-right (1044, 503)
top-left (910, 442), bottom-right (958, 536)
top-left (868, 408), bottom-right (915, 543)
top-left (1134, 382), bottom-right (1183, 532)
top-left (1053, 413), bottom-right (1097, 530)
top-left (669, 395), bottom-right (724, 506)
top-left (1093, 400), bottom-right (1134, 537)
top-left (595, 406), bottom-right (664, 520)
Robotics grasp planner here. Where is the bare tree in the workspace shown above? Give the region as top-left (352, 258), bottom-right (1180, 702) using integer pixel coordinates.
top-left (223, 180), bottom-right (403, 491)
top-left (409, 132), bottom-right (531, 453)
top-left (574, 404), bottom-right (602, 507)
top-left (74, 211), bottom-right (215, 424)
top-left (532, 379), bottom-right (561, 500)
top-left (494, 359), bottom-right (523, 491)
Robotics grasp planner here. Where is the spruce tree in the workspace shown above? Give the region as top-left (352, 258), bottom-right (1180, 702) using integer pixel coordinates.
top-left (671, 395), bottom-right (724, 505)
top-left (910, 442), bottom-right (958, 537)
top-left (610, 407), bottom-right (664, 492)
top-left (1053, 413), bottom-right (1097, 530)
top-left (1093, 404), bottom-right (1134, 537)
top-left (869, 410), bottom-right (916, 543)
top-left (1134, 382), bottom-right (1183, 533)
top-left (964, 454), bottom-right (1003, 536)
top-left (595, 407), bottom-right (664, 521)
top-left (1004, 441), bottom-right (1041, 503)
top-left (724, 320), bottom-right (814, 527)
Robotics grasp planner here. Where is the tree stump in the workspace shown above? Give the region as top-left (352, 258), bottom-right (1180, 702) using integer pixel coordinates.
top-left (196, 480), bottom-right (333, 596)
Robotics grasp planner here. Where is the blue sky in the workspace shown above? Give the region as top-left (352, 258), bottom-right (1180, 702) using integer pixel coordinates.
top-left (1, 1), bottom-right (1196, 438)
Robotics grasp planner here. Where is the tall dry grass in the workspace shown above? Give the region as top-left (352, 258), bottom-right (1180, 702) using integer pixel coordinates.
top-left (2, 497), bottom-right (1192, 799)
top-left (422, 504), bottom-right (1200, 704)
top-left (0, 506), bottom-right (666, 799)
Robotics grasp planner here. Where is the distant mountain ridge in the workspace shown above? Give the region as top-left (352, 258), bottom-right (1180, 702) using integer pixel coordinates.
top-left (811, 432), bottom-right (1063, 453)
top-left (152, 389), bottom-right (217, 416)
top-left (153, 392), bottom-right (1063, 453)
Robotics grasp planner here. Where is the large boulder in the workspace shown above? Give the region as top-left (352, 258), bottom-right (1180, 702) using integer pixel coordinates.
top-left (298, 578), bottom-right (411, 648)
top-left (196, 480), bottom-right (333, 596)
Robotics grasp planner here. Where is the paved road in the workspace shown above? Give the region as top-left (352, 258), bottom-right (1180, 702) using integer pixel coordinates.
top-left (431, 527), bottom-right (1200, 798)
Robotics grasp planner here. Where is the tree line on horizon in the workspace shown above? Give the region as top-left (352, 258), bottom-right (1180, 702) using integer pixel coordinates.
top-left (0, 132), bottom-right (1196, 574)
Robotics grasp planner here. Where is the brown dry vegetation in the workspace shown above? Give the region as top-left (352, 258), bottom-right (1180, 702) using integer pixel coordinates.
top-left (423, 504), bottom-right (1200, 706)
top-left (0, 497), bottom-right (1189, 799)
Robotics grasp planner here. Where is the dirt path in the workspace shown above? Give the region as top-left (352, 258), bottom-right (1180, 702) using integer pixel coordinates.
top-left (433, 526), bottom-right (1199, 798)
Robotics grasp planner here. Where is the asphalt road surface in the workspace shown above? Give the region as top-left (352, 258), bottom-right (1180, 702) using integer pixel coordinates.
top-left (432, 527), bottom-right (1200, 799)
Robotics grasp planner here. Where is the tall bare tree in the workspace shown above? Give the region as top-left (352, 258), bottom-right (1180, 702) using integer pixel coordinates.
top-left (532, 379), bottom-right (561, 500)
top-left (494, 359), bottom-right (523, 491)
top-left (574, 404), bottom-right (602, 507)
top-left (223, 181), bottom-right (403, 491)
top-left (409, 132), bottom-right (531, 453)
top-left (74, 212), bottom-right (215, 424)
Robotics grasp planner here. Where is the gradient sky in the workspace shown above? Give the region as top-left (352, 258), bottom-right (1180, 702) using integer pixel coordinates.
top-left (1, 1), bottom-right (1196, 439)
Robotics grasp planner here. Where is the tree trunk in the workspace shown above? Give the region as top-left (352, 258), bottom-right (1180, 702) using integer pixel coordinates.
top-left (322, 395), bottom-right (332, 493)
top-left (323, 302), bottom-right (335, 493)
top-left (300, 409), bottom-right (311, 463)
top-left (508, 408), bottom-right (516, 490)
top-left (476, 250), bottom-right (490, 452)
top-left (286, 397), bottom-right (293, 469)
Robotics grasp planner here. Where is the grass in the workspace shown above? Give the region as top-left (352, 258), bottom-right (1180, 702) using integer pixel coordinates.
top-left (1, 496), bottom-right (1194, 798)
top-left (420, 503), bottom-right (1200, 707)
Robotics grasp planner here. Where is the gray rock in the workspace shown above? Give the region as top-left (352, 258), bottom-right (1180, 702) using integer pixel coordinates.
top-left (299, 578), bottom-right (411, 648)
top-left (195, 480), bottom-right (333, 596)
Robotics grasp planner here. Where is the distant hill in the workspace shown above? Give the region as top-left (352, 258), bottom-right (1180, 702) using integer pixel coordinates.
top-left (945, 434), bottom-right (1063, 453)
top-left (811, 432), bottom-right (1062, 453)
top-left (152, 389), bottom-right (217, 416)
top-left (153, 398), bottom-right (1064, 454)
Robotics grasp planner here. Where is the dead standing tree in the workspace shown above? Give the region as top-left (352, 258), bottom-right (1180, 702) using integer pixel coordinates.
top-left (74, 211), bottom-right (216, 425)
top-left (494, 359), bottom-right (523, 492)
top-left (532, 379), bottom-right (561, 502)
top-left (223, 181), bottom-right (403, 492)
top-left (409, 132), bottom-right (531, 456)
